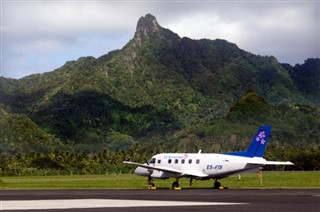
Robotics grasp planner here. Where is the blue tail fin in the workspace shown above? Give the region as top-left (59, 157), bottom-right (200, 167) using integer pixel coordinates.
top-left (223, 126), bottom-right (272, 158)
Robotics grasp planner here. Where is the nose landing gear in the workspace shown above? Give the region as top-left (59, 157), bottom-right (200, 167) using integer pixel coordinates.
top-left (172, 179), bottom-right (181, 190)
top-left (147, 175), bottom-right (156, 189)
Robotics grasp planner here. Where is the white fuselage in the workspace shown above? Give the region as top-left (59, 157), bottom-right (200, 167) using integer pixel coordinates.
top-left (134, 153), bottom-right (267, 180)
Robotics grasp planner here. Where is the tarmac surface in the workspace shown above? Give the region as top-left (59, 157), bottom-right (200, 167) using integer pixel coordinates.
top-left (1, 189), bottom-right (319, 212)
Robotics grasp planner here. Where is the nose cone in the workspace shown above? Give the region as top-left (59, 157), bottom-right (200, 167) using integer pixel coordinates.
top-left (134, 166), bottom-right (150, 176)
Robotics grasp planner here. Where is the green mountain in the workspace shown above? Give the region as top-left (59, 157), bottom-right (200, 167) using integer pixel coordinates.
top-left (283, 58), bottom-right (320, 104)
top-left (1, 14), bottom-right (319, 155)
top-left (0, 105), bottom-right (64, 154)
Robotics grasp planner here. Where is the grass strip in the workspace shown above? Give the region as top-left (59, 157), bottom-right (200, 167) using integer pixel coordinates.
top-left (1, 172), bottom-right (319, 190)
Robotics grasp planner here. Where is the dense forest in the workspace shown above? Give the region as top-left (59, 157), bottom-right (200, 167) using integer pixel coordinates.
top-left (0, 14), bottom-right (319, 176)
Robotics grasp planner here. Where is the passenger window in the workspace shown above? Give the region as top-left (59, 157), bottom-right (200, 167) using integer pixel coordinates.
top-left (148, 158), bottom-right (156, 164)
top-left (181, 159), bottom-right (185, 164)
top-left (168, 159), bottom-right (172, 164)
top-left (188, 159), bottom-right (192, 164)
top-left (157, 159), bottom-right (161, 164)
top-left (175, 159), bottom-right (178, 164)
top-left (196, 159), bottom-right (200, 164)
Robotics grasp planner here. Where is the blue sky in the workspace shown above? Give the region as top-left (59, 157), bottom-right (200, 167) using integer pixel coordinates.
top-left (1, 0), bottom-right (319, 79)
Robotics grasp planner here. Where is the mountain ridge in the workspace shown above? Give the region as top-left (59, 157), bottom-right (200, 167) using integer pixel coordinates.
top-left (0, 14), bottom-right (319, 154)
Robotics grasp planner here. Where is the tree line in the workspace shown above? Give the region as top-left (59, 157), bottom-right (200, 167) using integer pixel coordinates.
top-left (1, 144), bottom-right (319, 177)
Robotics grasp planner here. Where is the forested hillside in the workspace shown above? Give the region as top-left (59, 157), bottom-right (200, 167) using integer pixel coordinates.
top-left (0, 14), bottom-right (319, 175)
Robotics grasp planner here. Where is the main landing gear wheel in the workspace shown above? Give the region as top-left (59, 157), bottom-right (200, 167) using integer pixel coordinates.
top-left (213, 180), bottom-right (221, 189)
top-left (172, 181), bottom-right (180, 190)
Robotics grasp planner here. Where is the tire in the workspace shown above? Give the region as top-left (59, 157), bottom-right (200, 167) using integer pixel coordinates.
top-left (172, 181), bottom-right (179, 189)
top-left (214, 181), bottom-right (221, 189)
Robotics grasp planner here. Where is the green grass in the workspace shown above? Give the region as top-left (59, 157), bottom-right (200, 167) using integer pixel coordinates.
top-left (1, 172), bottom-right (319, 190)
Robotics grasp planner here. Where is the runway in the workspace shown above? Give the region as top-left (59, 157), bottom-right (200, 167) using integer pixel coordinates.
top-left (1, 189), bottom-right (319, 211)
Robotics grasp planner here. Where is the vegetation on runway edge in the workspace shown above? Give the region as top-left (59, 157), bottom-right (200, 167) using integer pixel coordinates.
top-left (1, 172), bottom-right (319, 190)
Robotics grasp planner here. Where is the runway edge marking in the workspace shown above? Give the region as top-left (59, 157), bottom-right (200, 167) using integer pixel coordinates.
top-left (1, 199), bottom-right (248, 210)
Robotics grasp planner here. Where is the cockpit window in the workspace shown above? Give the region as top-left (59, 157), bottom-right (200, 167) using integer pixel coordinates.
top-left (148, 158), bottom-right (156, 164)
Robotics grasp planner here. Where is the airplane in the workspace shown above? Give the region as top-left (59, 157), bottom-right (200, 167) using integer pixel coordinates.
top-left (124, 126), bottom-right (294, 189)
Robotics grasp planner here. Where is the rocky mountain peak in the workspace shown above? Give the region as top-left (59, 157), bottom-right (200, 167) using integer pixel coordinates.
top-left (133, 14), bottom-right (180, 47)
top-left (135, 14), bottom-right (160, 37)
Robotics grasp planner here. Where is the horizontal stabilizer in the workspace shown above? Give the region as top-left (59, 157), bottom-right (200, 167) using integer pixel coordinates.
top-left (265, 161), bottom-right (294, 165)
top-left (247, 160), bottom-right (294, 166)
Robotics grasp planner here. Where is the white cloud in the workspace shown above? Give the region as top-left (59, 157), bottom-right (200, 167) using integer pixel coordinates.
top-left (166, 13), bottom-right (248, 44)
top-left (164, 2), bottom-right (319, 64)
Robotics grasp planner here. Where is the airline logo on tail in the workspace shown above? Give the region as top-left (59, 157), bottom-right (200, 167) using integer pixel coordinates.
top-left (256, 130), bottom-right (266, 144)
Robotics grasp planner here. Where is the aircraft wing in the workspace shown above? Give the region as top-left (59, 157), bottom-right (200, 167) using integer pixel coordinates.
top-left (123, 161), bottom-right (209, 178)
top-left (123, 161), bottom-right (183, 174)
top-left (182, 170), bottom-right (208, 178)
